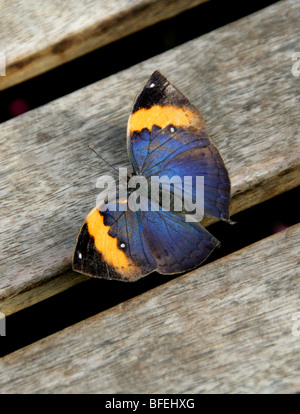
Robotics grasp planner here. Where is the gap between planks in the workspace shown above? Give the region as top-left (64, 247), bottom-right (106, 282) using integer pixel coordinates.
top-left (0, 0), bottom-right (300, 316)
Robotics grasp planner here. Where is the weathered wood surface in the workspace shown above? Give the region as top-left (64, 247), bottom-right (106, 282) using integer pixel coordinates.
top-left (0, 0), bottom-right (207, 91)
top-left (1, 0), bottom-right (300, 316)
top-left (1, 224), bottom-right (299, 393)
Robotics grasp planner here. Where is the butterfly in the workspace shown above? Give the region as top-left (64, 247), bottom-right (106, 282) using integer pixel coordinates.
top-left (72, 71), bottom-right (231, 281)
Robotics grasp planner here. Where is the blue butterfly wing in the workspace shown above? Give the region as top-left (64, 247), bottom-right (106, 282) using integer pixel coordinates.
top-left (73, 195), bottom-right (157, 281)
top-left (73, 195), bottom-right (219, 280)
top-left (144, 130), bottom-right (230, 220)
top-left (127, 71), bottom-right (231, 220)
top-left (141, 199), bottom-right (219, 274)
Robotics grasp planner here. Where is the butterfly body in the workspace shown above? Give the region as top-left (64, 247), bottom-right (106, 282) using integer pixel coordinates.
top-left (73, 71), bottom-right (231, 281)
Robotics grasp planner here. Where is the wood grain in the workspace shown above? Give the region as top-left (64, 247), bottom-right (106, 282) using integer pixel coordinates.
top-left (0, 0), bottom-right (207, 91)
top-left (1, 224), bottom-right (299, 393)
top-left (1, 0), bottom-right (300, 316)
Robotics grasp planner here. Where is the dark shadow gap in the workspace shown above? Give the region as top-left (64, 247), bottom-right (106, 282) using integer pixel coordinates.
top-left (1, 186), bottom-right (299, 357)
top-left (0, 0), bottom-right (279, 123)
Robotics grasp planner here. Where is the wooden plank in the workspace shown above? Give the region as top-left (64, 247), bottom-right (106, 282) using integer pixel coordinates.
top-left (1, 224), bottom-right (299, 393)
top-left (0, 0), bottom-right (207, 91)
top-left (1, 0), bottom-right (300, 316)
top-left (0, 271), bottom-right (88, 317)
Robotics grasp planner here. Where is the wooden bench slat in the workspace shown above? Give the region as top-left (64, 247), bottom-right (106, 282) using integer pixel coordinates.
top-left (1, 0), bottom-right (299, 316)
top-left (0, 0), bottom-right (207, 91)
top-left (1, 224), bottom-right (299, 393)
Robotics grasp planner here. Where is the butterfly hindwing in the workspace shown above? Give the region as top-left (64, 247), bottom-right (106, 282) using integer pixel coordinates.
top-left (73, 197), bottom-right (157, 281)
top-left (73, 196), bottom-right (219, 280)
top-left (141, 199), bottom-right (220, 274)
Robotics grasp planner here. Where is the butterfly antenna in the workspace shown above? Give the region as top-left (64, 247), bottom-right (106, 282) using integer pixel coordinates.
top-left (88, 145), bottom-right (120, 175)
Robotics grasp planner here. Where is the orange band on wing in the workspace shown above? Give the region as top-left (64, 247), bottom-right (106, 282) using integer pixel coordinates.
top-left (86, 207), bottom-right (134, 276)
top-left (128, 105), bottom-right (203, 133)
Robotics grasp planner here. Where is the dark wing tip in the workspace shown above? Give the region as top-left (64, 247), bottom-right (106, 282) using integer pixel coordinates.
top-left (132, 71), bottom-right (168, 112)
top-left (149, 70), bottom-right (167, 83)
top-left (132, 70), bottom-right (192, 113)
